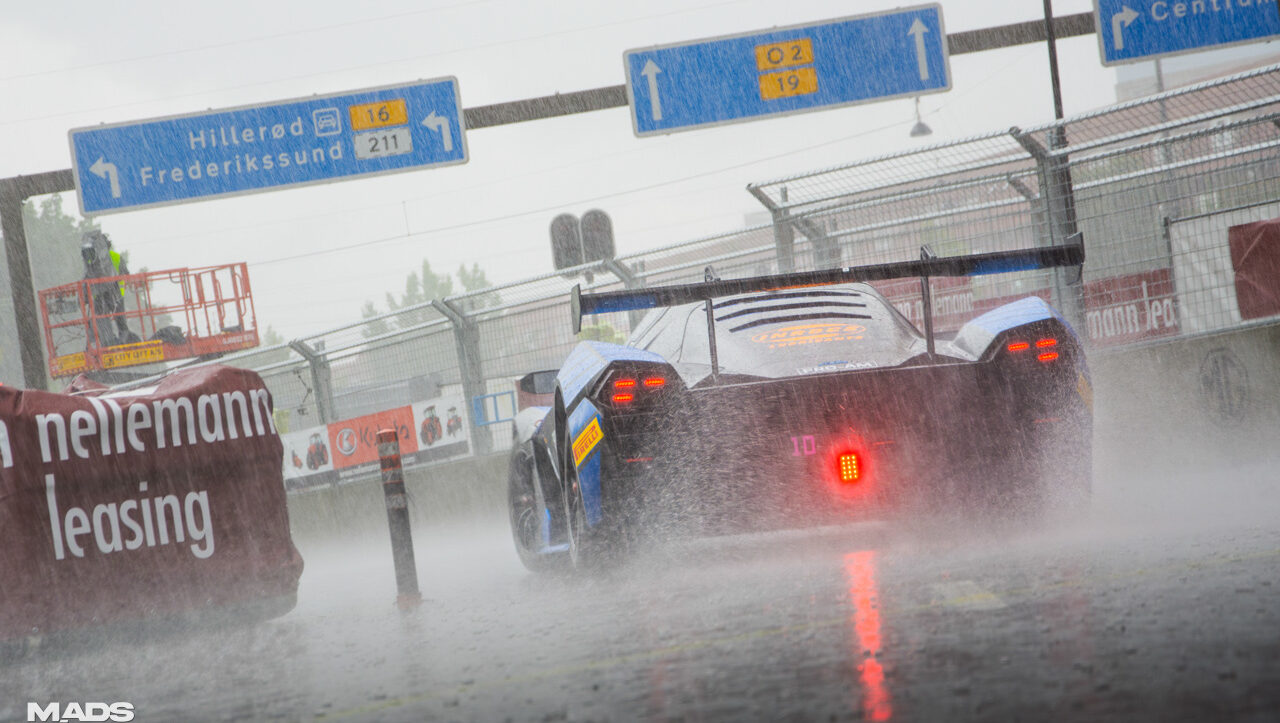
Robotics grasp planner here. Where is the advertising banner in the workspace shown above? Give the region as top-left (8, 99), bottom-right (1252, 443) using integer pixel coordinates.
top-left (1082, 268), bottom-right (1180, 347)
top-left (281, 395), bottom-right (471, 492)
top-left (873, 268), bottom-right (1180, 348)
top-left (1229, 216), bottom-right (1280, 321)
top-left (0, 366), bottom-right (303, 640)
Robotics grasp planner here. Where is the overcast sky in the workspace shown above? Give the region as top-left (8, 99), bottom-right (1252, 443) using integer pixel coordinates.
top-left (0, 1), bottom-right (1132, 338)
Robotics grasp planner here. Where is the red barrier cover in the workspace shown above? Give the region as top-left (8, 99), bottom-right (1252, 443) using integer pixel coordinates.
top-left (1229, 216), bottom-right (1280, 320)
top-left (0, 366), bottom-right (303, 640)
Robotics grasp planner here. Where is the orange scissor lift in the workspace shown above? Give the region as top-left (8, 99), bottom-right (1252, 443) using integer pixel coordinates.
top-left (40, 263), bottom-right (260, 379)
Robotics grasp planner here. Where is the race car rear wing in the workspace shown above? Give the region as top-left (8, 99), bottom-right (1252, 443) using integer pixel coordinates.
top-left (572, 235), bottom-right (1083, 380)
top-left (571, 235), bottom-right (1084, 333)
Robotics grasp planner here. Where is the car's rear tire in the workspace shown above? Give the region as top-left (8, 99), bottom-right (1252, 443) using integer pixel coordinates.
top-left (564, 464), bottom-right (618, 572)
top-left (508, 451), bottom-right (566, 574)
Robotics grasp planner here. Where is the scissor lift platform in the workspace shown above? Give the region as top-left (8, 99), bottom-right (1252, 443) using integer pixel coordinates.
top-left (40, 263), bottom-right (259, 378)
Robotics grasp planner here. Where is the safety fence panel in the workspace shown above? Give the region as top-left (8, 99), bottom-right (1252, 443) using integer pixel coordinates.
top-left (749, 63), bottom-right (1280, 350)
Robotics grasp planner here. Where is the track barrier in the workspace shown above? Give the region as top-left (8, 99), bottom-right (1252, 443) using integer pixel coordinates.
top-left (377, 429), bottom-right (422, 610)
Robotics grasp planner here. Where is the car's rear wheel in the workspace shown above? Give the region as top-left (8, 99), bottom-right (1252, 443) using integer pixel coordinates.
top-left (564, 463), bottom-right (617, 571)
top-left (508, 451), bottom-right (566, 573)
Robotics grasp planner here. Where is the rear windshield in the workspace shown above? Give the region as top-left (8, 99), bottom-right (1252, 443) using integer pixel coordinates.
top-left (639, 286), bottom-right (918, 364)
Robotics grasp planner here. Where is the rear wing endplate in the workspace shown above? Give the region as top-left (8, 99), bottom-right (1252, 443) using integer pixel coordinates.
top-left (571, 236), bottom-right (1084, 333)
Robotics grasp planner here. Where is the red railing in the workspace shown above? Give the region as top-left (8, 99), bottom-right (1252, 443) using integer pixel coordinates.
top-left (39, 263), bottom-right (259, 378)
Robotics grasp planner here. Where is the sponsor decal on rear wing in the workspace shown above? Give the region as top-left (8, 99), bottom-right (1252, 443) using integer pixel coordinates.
top-left (571, 237), bottom-right (1084, 332)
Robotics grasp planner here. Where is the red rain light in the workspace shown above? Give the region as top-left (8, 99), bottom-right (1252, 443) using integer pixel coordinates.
top-left (838, 453), bottom-right (861, 483)
top-left (1038, 351), bottom-right (1059, 362)
top-left (612, 393), bottom-right (634, 404)
top-left (1036, 338), bottom-right (1058, 348)
top-left (642, 377), bottom-right (666, 388)
top-left (1007, 341), bottom-right (1030, 352)
top-left (613, 378), bottom-right (636, 389)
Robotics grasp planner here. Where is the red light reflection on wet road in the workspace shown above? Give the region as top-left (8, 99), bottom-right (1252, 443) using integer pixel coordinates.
top-left (844, 550), bottom-right (892, 721)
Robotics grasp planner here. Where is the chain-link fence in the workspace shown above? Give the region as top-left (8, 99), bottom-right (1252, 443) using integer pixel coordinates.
top-left (139, 62), bottom-right (1280, 461)
top-left (747, 62), bottom-right (1280, 346)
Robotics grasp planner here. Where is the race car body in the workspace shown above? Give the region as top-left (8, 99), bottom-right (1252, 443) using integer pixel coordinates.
top-left (508, 241), bottom-right (1092, 571)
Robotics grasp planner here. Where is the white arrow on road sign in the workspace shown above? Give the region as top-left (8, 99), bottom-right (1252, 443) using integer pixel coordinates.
top-left (1111, 5), bottom-right (1140, 51)
top-left (89, 157), bottom-right (121, 198)
top-left (908, 19), bottom-right (930, 81)
top-left (421, 112), bottom-right (453, 152)
top-left (641, 60), bottom-right (664, 122)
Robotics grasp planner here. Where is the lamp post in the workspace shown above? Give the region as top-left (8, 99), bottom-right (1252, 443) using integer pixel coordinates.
top-left (909, 97), bottom-right (932, 137)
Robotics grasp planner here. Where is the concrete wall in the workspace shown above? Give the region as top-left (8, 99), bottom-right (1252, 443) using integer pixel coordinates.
top-left (285, 450), bottom-right (509, 543)
top-left (1091, 320), bottom-right (1280, 477)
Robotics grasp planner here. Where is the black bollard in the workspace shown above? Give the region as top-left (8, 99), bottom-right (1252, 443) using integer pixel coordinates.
top-left (377, 429), bottom-right (422, 610)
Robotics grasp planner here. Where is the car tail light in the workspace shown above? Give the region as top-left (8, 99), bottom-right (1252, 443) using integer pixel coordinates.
top-left (601, 366), bottom-right (677, 409)
top-left (837, 453), bottom-right (861, 483)
top-left (1009, 336), bottom-right (1063, 362)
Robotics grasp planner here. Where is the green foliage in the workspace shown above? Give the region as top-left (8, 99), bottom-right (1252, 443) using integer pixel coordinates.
top-left (360, 300), bottom-right (393, 338)
top-left (0, 195), bottom-right (99, 384)
top-left (251, 325), bottom-right (294, 366)
top-left (360, 258), bottom-right (502, 338)
top-left (454, 262), bottom-right (502, 313)
top-left (22, 194), bottom-right (100, 291)
top-left (577, 322), bottom-right (625, 344)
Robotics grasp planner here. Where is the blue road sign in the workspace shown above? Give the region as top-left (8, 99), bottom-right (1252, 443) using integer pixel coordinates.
top-left (1094, 0), bottom-right (1280, 66)
top-left (70, 78), bottom-right (467, 215)
top-left (623, 5), bottom-right (950, 137)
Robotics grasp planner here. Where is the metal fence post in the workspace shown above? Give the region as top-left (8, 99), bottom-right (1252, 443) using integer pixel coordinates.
top-left (287, 339), bottom-right (335, 424)
top-left (748, 185), bottom-right (796, 273)
top-left (748, 183), bottom-right (842, 273)
top-left (431, 298), bottom-right (492, 456)
top-left (1011, 127), bottom-right (1085, 335)
top-left (603, 258), bottom-right (647, 328)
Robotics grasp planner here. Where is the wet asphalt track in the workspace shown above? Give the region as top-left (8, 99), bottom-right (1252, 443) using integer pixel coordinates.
top-left (3, 456), bottom-right (1279, 722)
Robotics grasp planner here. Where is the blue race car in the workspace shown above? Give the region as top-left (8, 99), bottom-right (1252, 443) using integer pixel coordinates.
top-left (507, 240), bottom-right (1092, 571)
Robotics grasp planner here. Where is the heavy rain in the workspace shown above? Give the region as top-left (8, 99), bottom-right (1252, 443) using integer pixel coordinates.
top-left (2, 2), bottom-right (1280, 722)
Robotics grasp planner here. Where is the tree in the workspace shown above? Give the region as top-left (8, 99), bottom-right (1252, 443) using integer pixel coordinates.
top-left (577, 322), bottom-right (625, 344)
top-left (454, 262), bottom-right (502, 313)
top-left (360, 259), bottom-right (501, 338)
top-left (248, 325), bottom-right (296, 367)
top-left (23, 195), bottom-right (101, 292)
top-left (385, 259), bottom-right (453, 329)
top-left (0, 195), bottom-right (100, 384)
top-left (360, 300), bottom-right (393, 338)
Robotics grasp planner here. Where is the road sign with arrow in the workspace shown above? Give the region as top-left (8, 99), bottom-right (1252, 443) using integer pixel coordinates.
top-left (623, 5), bottom-right (950, 137)
top-left (69, 77), bottom-right (467, 215)
top-left (1093, 0), bottom-right (1280, 66)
